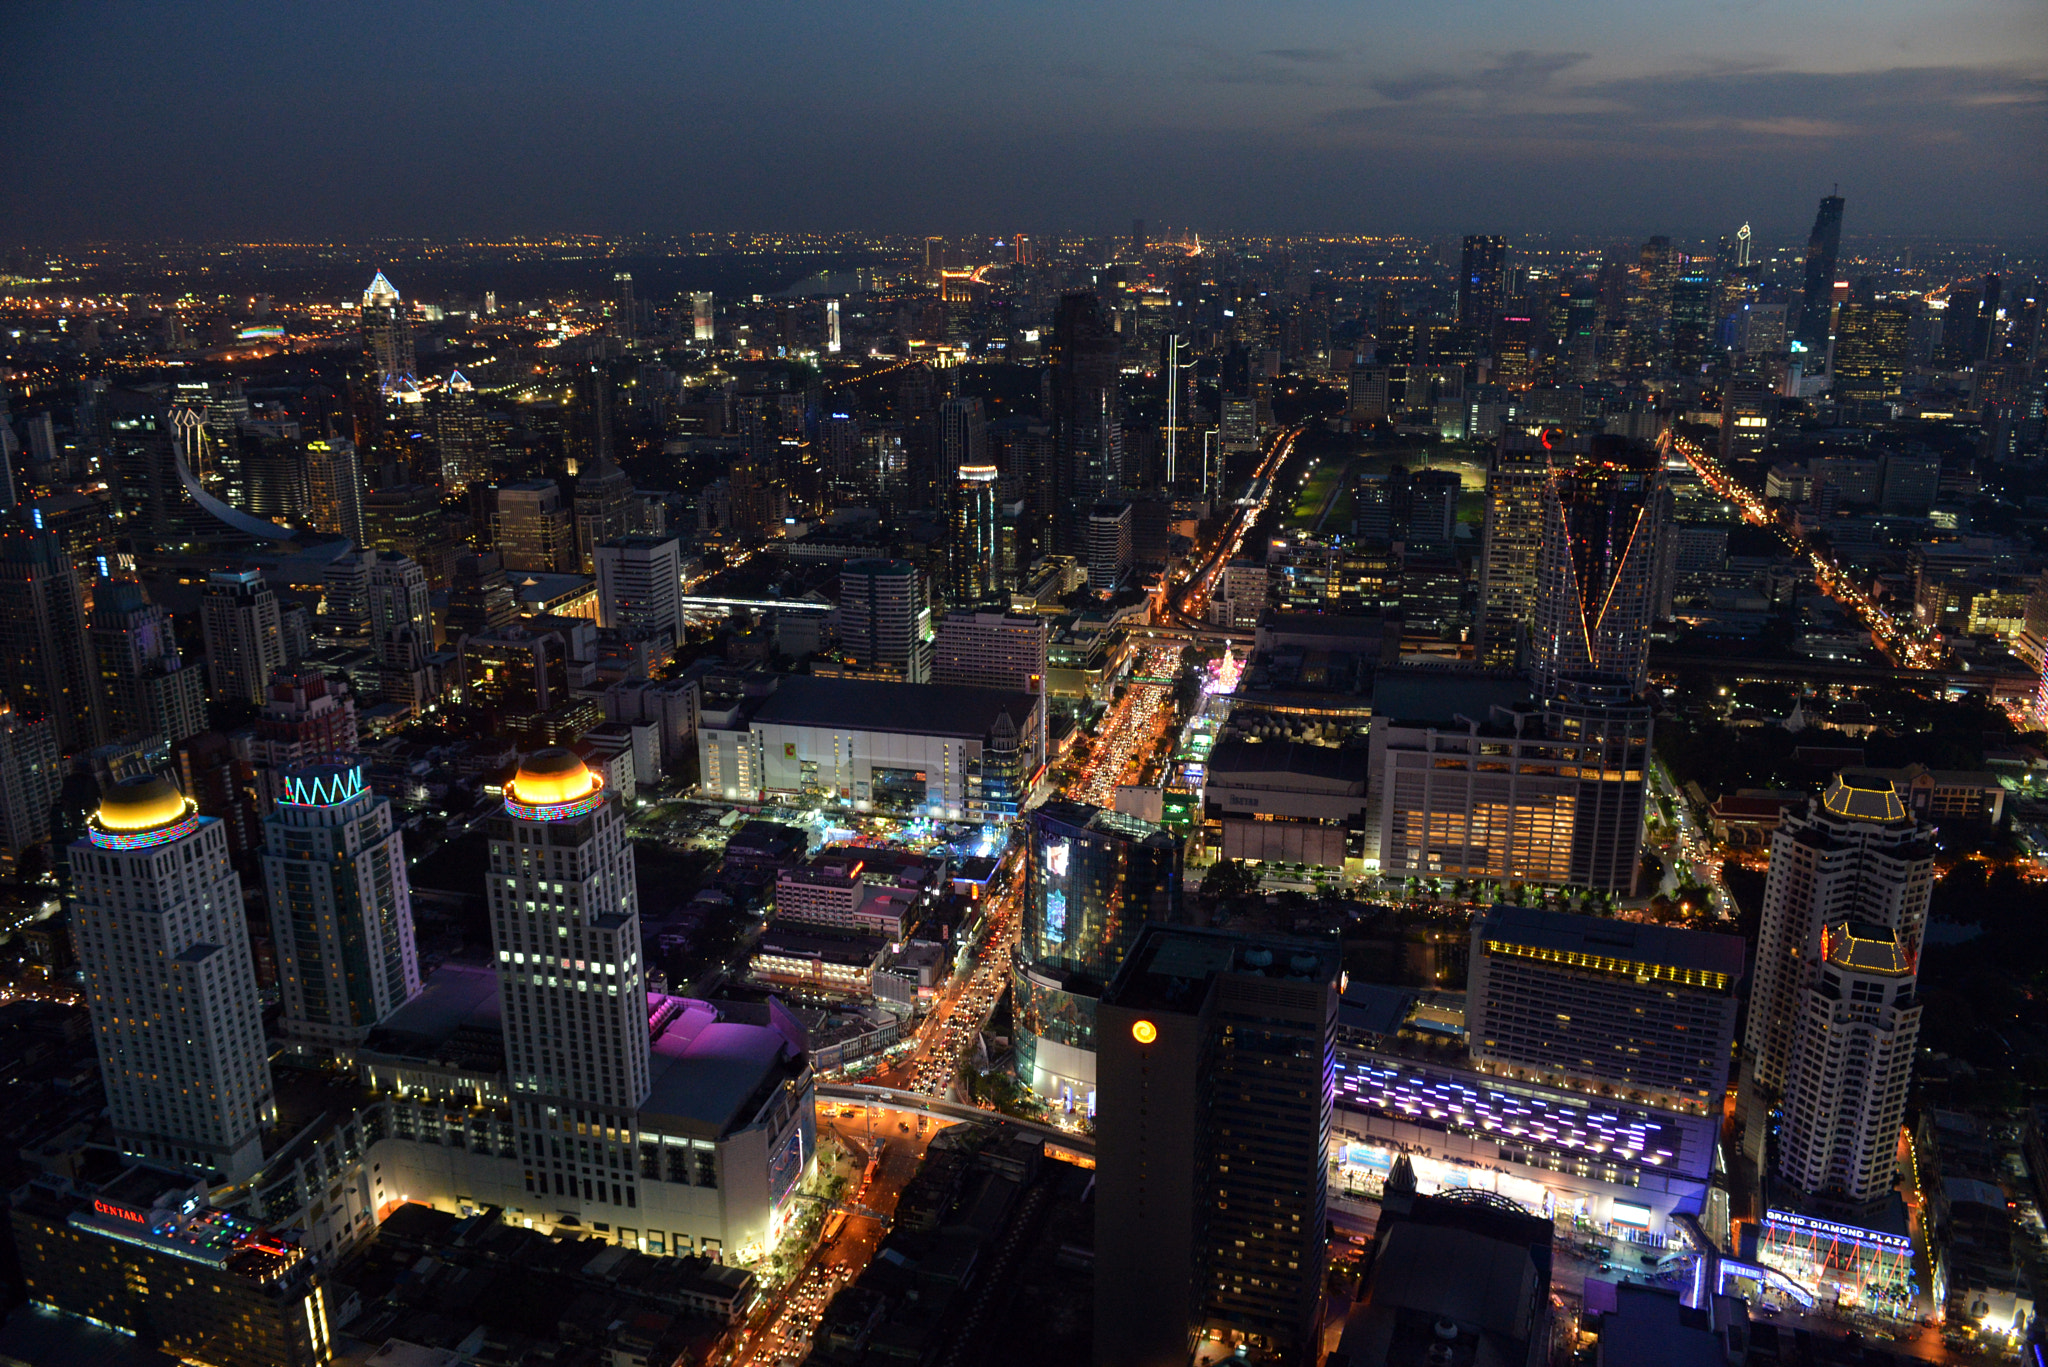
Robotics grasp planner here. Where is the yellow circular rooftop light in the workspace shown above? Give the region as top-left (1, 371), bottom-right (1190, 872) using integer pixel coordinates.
top-left (510, 748), bottom-right (599, 806)
top-left (96, 776), bottom-right (191, 833)
top-left (1131, 1019), bottom-right (1158, 1045)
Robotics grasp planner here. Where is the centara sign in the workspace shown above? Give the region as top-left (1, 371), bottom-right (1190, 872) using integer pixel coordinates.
top-left (92, 1198), bottom-right (146, 1225)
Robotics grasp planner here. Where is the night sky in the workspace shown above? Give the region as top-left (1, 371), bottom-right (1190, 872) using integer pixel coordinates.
top-left (7, 0), bottom-right (2043, 243)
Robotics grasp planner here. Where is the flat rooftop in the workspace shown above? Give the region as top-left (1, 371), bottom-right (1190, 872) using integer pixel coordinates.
top-left (1371, 668), bottom-right (1531, 728)
top-left (1478, 905), bottom-right (1747, 982)
top-left (748, 675), bottom-right (1039, 739)
top-left (1205, 739), bottom-right (1370, 786)
top-left (641, 997), bottom-right (798, 1135)
top-left (1103, 924), bottom-right (1340, 1015)
top-left (363, 961), bottom-right (503, 1053)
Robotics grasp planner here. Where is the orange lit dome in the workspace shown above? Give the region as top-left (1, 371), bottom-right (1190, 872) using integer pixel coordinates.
top-left (97, 775), bottom-right (191, 833)
top-left (510, 748), bottom-right (599, 806)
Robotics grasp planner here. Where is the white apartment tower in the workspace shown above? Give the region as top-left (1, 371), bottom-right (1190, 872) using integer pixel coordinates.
top-left (1776, 920), bottom-right (1922, 1211)
top-left (262, 757), bottom-right (421, 1049)
top-left (1747, 772), bottom-right (1935, 1093)
top-left (0, 699), bottom-right (60, 874)
top-left (488, 749), bottom-right (652, 1215)
top-left (72, 775), bottom-right (275, 1179)
top-left (200, 568), bottom-right (287, 707)
top-left (594, 535), bottom-right (684, 648)
top-left (836, 559), bottom-right (932, 683)
top-left (366, 551), bottom-right (433, 666)
top-left (932, 610), bottom-right (1048, 694)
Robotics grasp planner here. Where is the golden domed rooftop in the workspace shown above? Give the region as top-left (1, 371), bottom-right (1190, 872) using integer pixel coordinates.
top-left (96, 775), bottom-right (192, 833)
top-left (508, 748), bottom-right (600, 807)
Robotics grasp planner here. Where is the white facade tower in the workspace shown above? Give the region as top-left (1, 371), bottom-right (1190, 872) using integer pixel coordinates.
top-left (489, 749), bottom-right (651, 1216)
top-left (1777, 920), bottom-right (1921, 1211)
top-left (263, 757), bottom-right (421, 1049)
top-left (1746, 772), bottom-right (1935, 1093)
top-left (72, 775), bottom-right (275, 1179)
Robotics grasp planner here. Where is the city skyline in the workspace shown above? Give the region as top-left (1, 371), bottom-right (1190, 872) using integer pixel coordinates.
top-left (6, 2), bottom-right (2044, 242)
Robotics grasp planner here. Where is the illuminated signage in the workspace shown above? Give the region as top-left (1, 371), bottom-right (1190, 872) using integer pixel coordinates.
top-left (1612, 1200), bottom-right (1652, 1228)
top-left (93, 1198), bottom-right (145, 1224)
top-left (1763, 1208), bottom-right (1912, 1253)
top-left (1131, 1019), bottom-right (1158, 1044)
top-left (280, 764), bottom-right (367, 807)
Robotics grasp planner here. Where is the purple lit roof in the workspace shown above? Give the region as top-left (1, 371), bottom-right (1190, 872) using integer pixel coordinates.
top-left (640, 994), bottom-right (798, 1135)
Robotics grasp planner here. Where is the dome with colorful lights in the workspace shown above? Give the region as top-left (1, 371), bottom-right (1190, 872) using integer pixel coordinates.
top-left (90, 775), bottom-right (200, 849)
top-left (505, 748), bottom-right (603, 820)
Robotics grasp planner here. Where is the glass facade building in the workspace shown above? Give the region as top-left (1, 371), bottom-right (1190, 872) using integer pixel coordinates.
top-left (1011, 800), bottom-right (1182, 1113)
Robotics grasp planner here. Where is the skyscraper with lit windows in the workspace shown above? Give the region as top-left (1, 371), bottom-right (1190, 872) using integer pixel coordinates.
top-left (72, 774), bottom-right (275, 1179)
top-left (489, 748), bottom-right (651, 1215)
top-left (263, 756), bottom-right (421, 1050)
top-left (1792, 193), bottom-right (1846, 360)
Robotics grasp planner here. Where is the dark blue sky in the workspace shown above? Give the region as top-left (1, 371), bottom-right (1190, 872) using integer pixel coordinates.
top-left (8, 1), bottom-right (2043, 243)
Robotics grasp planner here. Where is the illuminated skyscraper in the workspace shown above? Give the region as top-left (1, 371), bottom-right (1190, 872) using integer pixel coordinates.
top-left (303, 437), bottom-right (366, 545)
top-left (949, 464), bottom-right (1000, 609)
top-left (1458, 234), bottom-right (1506, 338)
top-left (1792, 193), bottom-right (1846, 359)
top-left (1049, 292), bottom-right (1123, 552)
top-left (613, 271), bottom-right (637, 340)
top-left (1013, 801), bottom-right (1182, 1114)
top-left (1094, 924), bottom-right (1337, 1367)
top-left (73, 775), bottom-right (275, 1178)
top-left (263, 756), bottom-right (421, 1049)
top-left (1476, 431), bottom-right (1556, 666)
top-left (435, 369), bottom-right (491, 490)
top-left (1528, 441), bottom-right (1666, 701)
top-left (1831, 295), bottom-right (1910, 404)
top-left (1776, 920), bottom-right (1921, 1213)
top-left (835, 558), bottom-right (932, 684)
top-left (200, 567), bottom-right (288, 708)
top-left (1746, 772), bottom-right (1934, 1094)
top-left (690, 291), bottom-right (714, 343)
top-left (361, 270), bottom-right (417, 393)
top-left (488, 749), bottom-right (651, 1212)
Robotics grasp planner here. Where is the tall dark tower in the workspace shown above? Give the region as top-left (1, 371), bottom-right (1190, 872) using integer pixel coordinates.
top-left (1047, 292), bottom-right (1123, 554)
top-left (1130, 218), bottom-right (1147, 257)
top-left (1792, 192), bottom-right (1846, 359)
top-left (1458, 234), bottom-right (1506, 339)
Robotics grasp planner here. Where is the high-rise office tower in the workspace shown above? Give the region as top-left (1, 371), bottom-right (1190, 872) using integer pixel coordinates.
top-left (1459, 235), bottom-right (1506, 339)
top-left (1528, 440), bottom-right (1666, 701)
top-left (690, 291), bottom-right (714, 343)
top-left (72, 775), bottom-right (275, 1178)
top-left (1095, 925), bottom-right (1338, 1367)
top-left (0, 524), bottom-right (104, 753)
top-left (1776, 921), bottom-right (1921, 1213)
top-left (1131, 218), bottom-right (1147, 257)
top-left (825, 299), bottom-right (842, 354)
top-left (1626, 236), bottom-right (1678, 372)
top-left (1669, 269), bottom-right (1715, 372)
top-left (1747, 772), bottom-right (1935, 1093)
top-left (1468, 906), bottom-right (1744, 1115)
top-left (362, 270), bottom-right (417, 392)
top-left (489, 749), bottom-right (652, 1213)
top-left (1477, 431), bottom-right (1556, 666)
top-left (366, 551), bottom-right (433, 667)
top-left (91, 578), bottom-right (207, 750)
top-left (435, 370), bottom-right (491, 490)
top-left (201, 568), bottom-right (288, 707)
top-left (1792, 193), bottom-right (1846, 360)
top-left (264, 756), bottom-right (421, 1049)
top-left (1831, 296), bottom-right (1911, 404)
top-left (493, 480), bottom-right (575, 573)
top-left (304, 437), bottom-right (366, 546)
top-left (613, 271), bottom-right (637, 340)
top-left (835, 559), bottom-right (932, 683)
top-left (1049, 293), bottom-right (1124, 553)
top-left (1013, 801), bottom-right (1182, 1112)
top-left (445, 551), bottom-right (520, 640)
top-left (0, 699), bottom-right (60, 874)
top-left (1086, 500), bottom-right (1133, 597)
top-left (1720, 372), bottom-right (1776, 464)
top-left (949, 464), bottom-right (1000, 608)
top-left (594, 534), bottom-right (684, 648)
